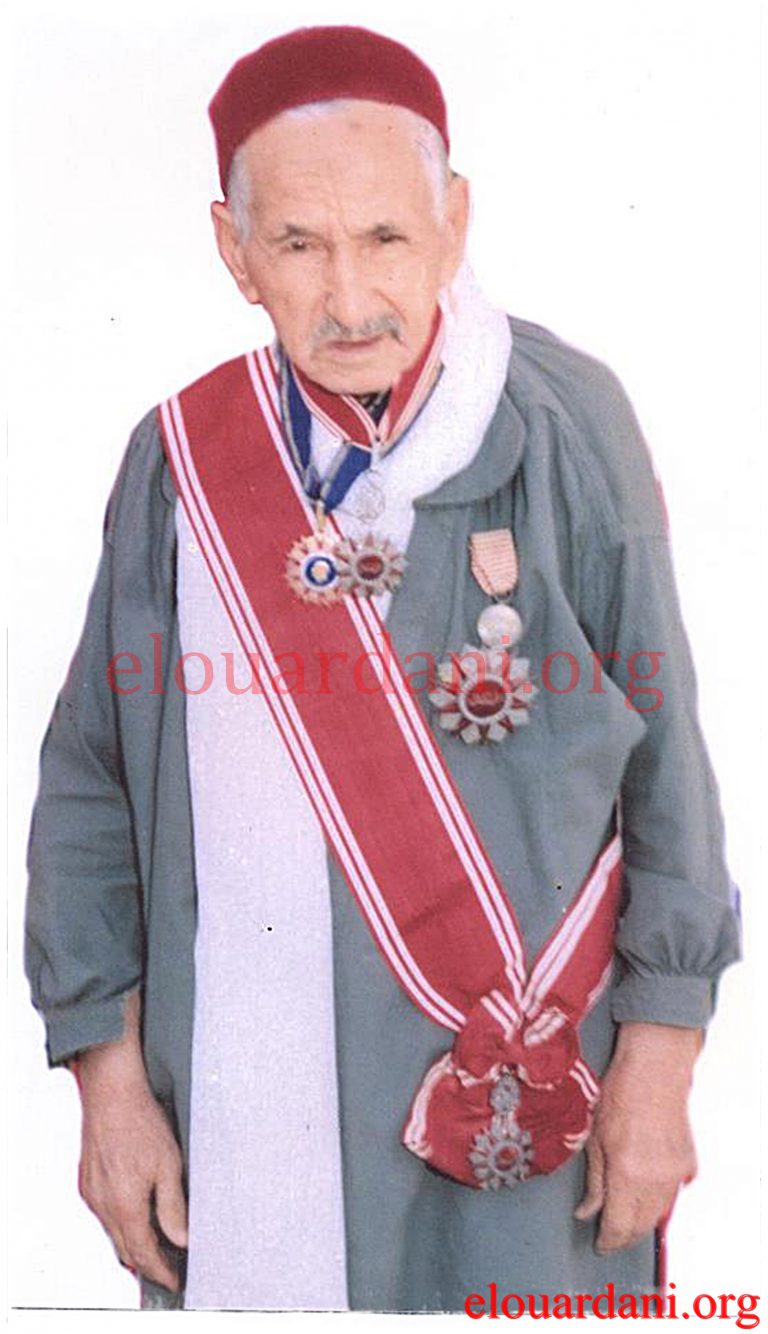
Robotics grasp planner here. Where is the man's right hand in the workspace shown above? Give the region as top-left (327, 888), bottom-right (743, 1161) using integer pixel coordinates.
top-left (71, 990), bottom-right (188, 1293)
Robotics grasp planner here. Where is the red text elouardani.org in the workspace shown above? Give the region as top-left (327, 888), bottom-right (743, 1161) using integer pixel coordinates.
top-left (464, 1282), bottom-right (760, 1325)
top-left (106, 634), bottom-right (667, 712)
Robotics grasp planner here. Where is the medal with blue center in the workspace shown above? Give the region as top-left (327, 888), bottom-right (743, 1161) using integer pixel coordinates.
top-left (281, 357), bottom-right (407, 604)
top-left (429, 530), bottom-right (537, 743)
top-left (285, 502), bottom-right (347, 604)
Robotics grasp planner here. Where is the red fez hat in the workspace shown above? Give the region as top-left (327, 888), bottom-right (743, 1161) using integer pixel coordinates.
top-left (209, 25), bottom-right (449, 194)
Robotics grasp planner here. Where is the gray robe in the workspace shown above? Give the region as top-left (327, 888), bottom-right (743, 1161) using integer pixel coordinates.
top-left (24, 316), bottom-right (741, 1311)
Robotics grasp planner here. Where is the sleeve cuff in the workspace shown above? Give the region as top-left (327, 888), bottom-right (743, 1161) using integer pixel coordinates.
top-left (610, 973), bottom-right (715, 1028)
top-left (43, 987), bottom-right (139, 1067)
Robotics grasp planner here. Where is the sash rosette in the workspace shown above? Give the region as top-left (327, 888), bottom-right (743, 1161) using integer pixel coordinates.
top-left (403, 830), bottom-right (623, 1190)
top-left (403, 994), bottom-right (603, 1189)
top-left (159, 348), bottom-right (624, 1194)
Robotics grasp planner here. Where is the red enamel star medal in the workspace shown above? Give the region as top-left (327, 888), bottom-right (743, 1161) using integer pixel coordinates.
top-left (429, 530), bottom-right (537, 743)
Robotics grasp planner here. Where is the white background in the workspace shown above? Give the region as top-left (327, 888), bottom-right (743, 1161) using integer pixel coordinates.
top-left (6, 0), bottom-right (764, 1328)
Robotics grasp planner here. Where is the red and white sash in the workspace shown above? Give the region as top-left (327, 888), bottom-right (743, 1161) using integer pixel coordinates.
top-left (158, 349), bottom-right (623, 1190)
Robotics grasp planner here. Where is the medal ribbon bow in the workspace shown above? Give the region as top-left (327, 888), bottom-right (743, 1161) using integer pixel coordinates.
top-left (402, 840), bottom-right (623, 1189)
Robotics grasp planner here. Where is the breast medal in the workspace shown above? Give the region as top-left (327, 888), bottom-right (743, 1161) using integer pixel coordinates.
top-left (336, 532), bottom-right (406, 597)
top-left (285, 519), bottom-right (347, 605)
top-left (429, 529), bottom-right (537, 743)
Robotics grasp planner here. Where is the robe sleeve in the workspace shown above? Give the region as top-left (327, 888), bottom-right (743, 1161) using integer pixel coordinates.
top-left (588, 530), bottom-right (741, 1027)
top-left (566, 368), bottom-right (742, 1030)
top-left (24, 436), bottom-right (146, 1067)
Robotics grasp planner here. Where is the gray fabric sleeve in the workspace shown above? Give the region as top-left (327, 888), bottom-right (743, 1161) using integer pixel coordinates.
top-left (589, 530), bottom-right (740, 1027)
top-left (24, 441), bottom-right (145, 1066)
top-left (566, 385), bottom-right (742, 1030)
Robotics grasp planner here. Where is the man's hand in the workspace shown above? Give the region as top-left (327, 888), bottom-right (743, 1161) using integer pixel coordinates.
top-left (71, 991), bottom-right (188, 1292)
top-left (574, 1021), bottom-right (701, 1253)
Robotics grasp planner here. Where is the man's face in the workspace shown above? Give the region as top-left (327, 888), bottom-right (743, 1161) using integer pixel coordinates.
top-left (212, 101), bottom-right (469, 394)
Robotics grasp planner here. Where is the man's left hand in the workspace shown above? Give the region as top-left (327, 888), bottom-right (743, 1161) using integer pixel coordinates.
top-left (574, 1021), bottom-right (702, 1252)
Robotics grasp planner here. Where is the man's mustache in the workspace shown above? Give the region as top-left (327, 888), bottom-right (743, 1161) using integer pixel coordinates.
top-left (312, 314), bottom-right (403, 348)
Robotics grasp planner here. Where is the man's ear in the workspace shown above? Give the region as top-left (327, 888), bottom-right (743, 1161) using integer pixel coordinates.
top-left (210, 201), bottom-right (261, 304)
top-left (439, 174), bottom-right (471, 288)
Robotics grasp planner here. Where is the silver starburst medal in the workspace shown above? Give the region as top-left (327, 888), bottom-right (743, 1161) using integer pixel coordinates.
top-left (429, 529), bottom-right (536, 743)
top-left (469, 1071), bottom-right (534, 1190)
top-left (336, 532), bottom-right (407, 598)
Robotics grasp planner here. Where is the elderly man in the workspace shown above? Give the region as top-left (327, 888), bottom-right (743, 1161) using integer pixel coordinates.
top-left (25, 26), bottom-right (739, 1313)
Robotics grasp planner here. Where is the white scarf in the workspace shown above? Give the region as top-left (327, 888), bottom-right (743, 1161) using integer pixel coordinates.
top-left (179, 265), bottom-right (511, 1310)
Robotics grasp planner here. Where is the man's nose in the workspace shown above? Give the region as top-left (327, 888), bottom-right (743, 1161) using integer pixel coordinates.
top-left (323, 247), bottom-right (375, 331)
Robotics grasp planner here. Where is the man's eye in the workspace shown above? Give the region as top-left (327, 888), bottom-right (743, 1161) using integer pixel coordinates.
top-left (376, 231), bottom-right (404, 245)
